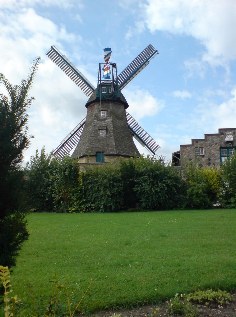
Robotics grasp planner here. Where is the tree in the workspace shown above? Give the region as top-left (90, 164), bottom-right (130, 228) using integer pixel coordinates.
top-left (0, 58), bottom-right (40, 266)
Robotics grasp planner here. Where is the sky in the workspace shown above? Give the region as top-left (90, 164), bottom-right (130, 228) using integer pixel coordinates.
top-left (1, 0), bottom-right (236, 164)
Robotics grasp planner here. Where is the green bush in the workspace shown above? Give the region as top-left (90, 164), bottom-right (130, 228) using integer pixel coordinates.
top-left (168, 294), bottom-right (198, 317)
top-left (220, 153), bottom-right (236, 208)
top-left (49, 156), bottom-right (79, 212)
top-left (25, 148), bottom-right (54, 211)
top-left (26, 150), bottom-right (80, 212)
top-left (0, 213), bottom-right (29, 267)
top-left (183, 164), bottom-right (221, 209)
top-left (27, 153), bottom-right (235, 213)
top-left (186, 289), bottom-right (233, 306)
top-left (134, 157), bottom-right (186, 210)
top-left (119, 159), bottom-right (137, 209)
top-left (25, 155), bottom-right (189, 212)
top-left (75, 164), bottom-right (123, 212)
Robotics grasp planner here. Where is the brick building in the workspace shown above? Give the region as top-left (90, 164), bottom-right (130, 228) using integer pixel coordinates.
top-left (172, 128), bottom-right (236, 168)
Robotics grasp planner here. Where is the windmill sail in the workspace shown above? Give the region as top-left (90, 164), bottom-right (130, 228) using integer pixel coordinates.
top-left (52, 117), bottom-right (86, 158)
top-left (117, 44), bottom-right (158, 90)
top-left (126, 112), bottom-right (160, 155)
top-left (46, 46), bottom-right (95, 97)
top-left (47, 44), bottom-right (160, 160)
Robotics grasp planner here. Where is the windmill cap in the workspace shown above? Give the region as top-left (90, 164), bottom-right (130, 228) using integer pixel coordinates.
top-left (85, 87), bottom-right (129, 109)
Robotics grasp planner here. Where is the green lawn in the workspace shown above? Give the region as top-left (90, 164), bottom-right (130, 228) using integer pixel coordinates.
top-left (11, 210), bottom-right (236, 314)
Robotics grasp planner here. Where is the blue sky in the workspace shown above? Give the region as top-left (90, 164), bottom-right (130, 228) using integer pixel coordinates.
top-left (1, 0), bottom-right (236, 163)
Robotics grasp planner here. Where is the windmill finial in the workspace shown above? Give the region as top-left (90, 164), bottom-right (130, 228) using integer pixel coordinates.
top-left (104, 47), bottom-right (112, 63)
top-left (103, 48), bottom-right (112, 80)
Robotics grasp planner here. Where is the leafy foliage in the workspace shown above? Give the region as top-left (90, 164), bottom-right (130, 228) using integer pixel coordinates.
top-left (133, 157), bottom-right (186, 210)
top-left (220, 153), bottom-right (236, 207)
top-left (186, 289), bottom-right (233, 306)
top-left (25, 149), bottom-right (236, 212)
top-left (0, 213), bottom-right (29, 267)
top-left (26, 155), bottom-right (187, 212)
top-left (183, 164), bottom-right (221, 209)
top-left (168, 294), bottom-right (198, 317)
top-left (49, 156), bottom-right (79, 212)
top-left (119, 159), bottom-right (137, 209)
top-left (0, 265), bottom-right (20, 317)
top-left (0, 58), bottom-right (39, 266)
top-left (26, 151), bottom-right (80, 212)
top-left (25, 148), bottom-right (54, 211)
top-left (75, 164), bottom-right (123, 212)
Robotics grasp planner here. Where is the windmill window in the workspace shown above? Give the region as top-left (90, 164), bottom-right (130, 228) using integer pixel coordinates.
top-left (101, 110), bottom-right (107, 118)
top-left (96, 152), bottom-right (104, 163)
top-left (195, 147), bottom-right (204, 156)
top-left (101, 87), bottom-right (107, 93)
top-left (108, 87), bottom-right (112, 93)
top-left (99, 129), bottom-right (107, 137)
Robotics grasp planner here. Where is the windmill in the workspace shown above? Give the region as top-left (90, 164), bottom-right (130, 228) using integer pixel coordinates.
top-left (46, 44), bottom-right (159, 164)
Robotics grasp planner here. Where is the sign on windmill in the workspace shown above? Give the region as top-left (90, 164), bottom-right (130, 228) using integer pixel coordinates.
top-left (46, 44), bottom-right (160, 163)
top-left (103, 48), bottom-right (112, 79)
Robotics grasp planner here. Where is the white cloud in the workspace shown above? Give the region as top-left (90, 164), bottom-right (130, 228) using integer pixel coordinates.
top-left (172, 90), bottom-right (192, 99)
top-left (0, 6), bottom-right (89, 163)
top-left (197, 88), bottom-right (236, 129)
top-left (0, 0), bottom-right (79, 9)
top-left (143, 0), bottom-right (236, 65)
top-left (124, 88), bottom-right (164, 120)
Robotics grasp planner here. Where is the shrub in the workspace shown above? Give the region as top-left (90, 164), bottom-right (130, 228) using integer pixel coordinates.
top-left (168, 294), bottom-right (198, 317)
top-left (0, 213), bottom-right (29, 267)
top-left (186, 289), bottom-right (233, 306)
top-left (25, 150), bottom-right (80, 212)
top-left (49, 156), bottom-right (79, 212)
top-left (134, 157), bottom-right (186, 210)
top-left (0, 266), bottom-right (20, 316)
top-left (76, 164), bottom-right (123, 212)
top-left (119, 158), bottom-right (137, 209)
top-left (25, 148), bottom-right (54, 211)
top-left (183, 164), bottom-right (221, 209)
top-left (220, 153), bottom-right (236, 208)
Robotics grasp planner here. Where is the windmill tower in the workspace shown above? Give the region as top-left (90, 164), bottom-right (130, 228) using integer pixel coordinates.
top-left (46, 44), bottom-right (160, 164)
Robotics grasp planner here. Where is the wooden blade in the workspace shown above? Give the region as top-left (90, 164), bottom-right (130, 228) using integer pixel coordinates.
top-left (52, 117), bottom-right (86, 159)
top-left (47, 46), bottom-right (95, 97)
top-left (126, 112), bottom-right (160, 155)
top-left (118, 44), bottom-right (158, 90)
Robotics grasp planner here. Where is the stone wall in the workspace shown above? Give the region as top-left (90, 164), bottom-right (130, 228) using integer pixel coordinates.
top-left (72, 100), bottom-right (140, 159)
top-left (178, 128), bottom-right (236, 167)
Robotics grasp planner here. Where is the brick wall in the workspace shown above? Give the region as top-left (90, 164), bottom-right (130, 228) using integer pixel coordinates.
top-left (177, 128), bottom-right (236, 167)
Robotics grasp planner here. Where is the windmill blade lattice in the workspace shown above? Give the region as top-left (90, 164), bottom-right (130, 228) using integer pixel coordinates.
top-left (126, 112), bottom-right (160, 155)
top-left (47, 46), bottom-right (95, 97)
top-left (118, 44), bottom-right (158, 90)
top-left (52, 117), bottom-right (86, 159)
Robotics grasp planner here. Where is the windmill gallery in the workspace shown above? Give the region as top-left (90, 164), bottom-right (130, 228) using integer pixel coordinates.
top-left (46, 45), bottom-right (160, 165)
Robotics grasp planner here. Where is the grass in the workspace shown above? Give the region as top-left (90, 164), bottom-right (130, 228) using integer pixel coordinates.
top-left (10, 209), bottom-right (236, 314)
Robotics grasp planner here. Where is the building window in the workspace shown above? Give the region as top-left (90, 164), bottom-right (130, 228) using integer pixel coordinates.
top-left (99, 129), bottom-right (107, 137)
top-left (96, 152), bottom-right (104, 163)
top-left (220, 147), bottom-right (235, 163)
top-left (101, 110), bottom-right (107, 118)
top-left (195, 147), bottom-right (204, 156)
